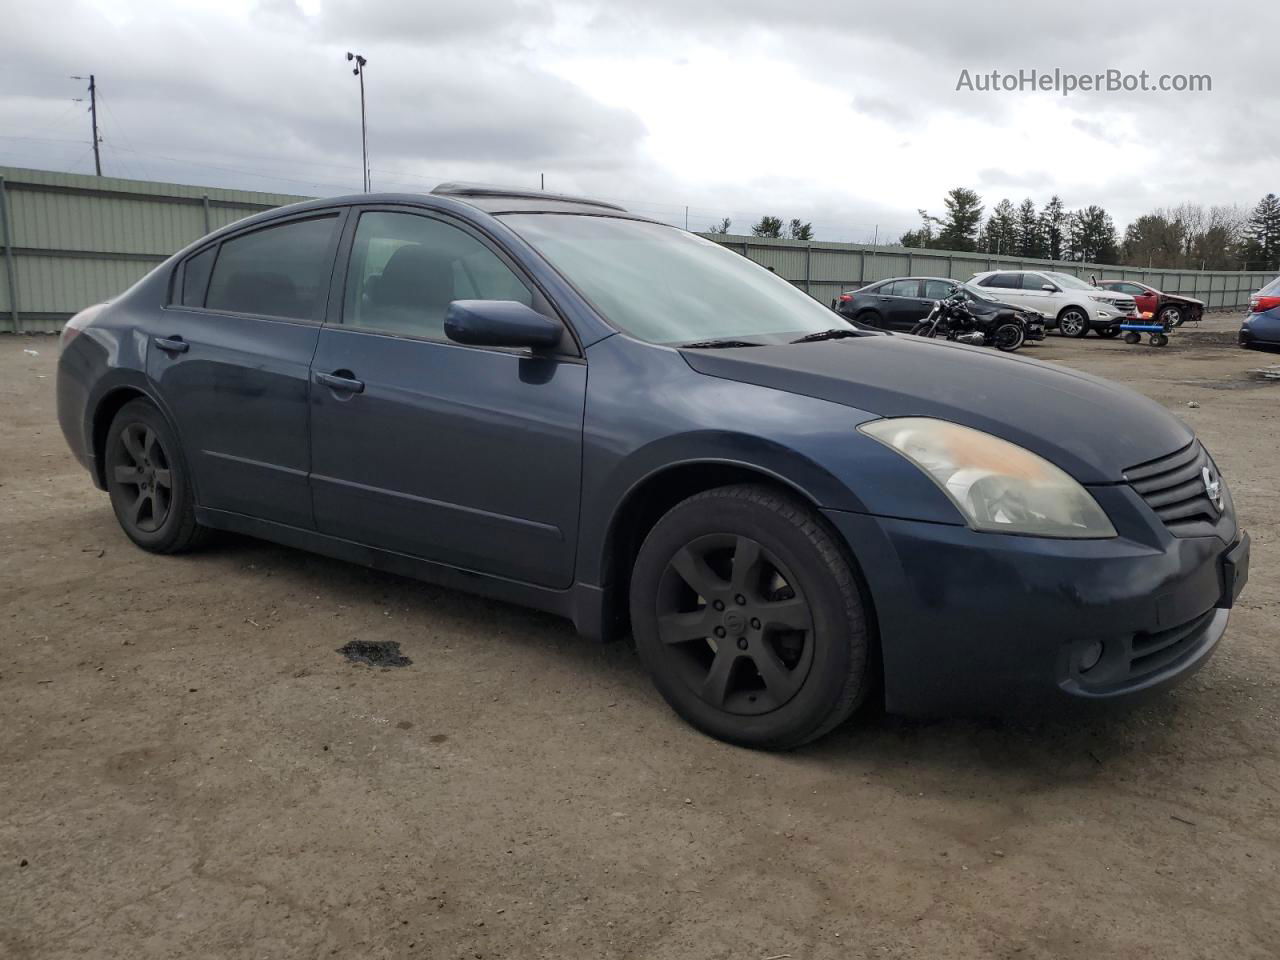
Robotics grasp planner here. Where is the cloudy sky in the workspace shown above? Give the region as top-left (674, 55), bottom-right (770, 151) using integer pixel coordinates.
top-left (3, 0), bottom-right (1277, 241)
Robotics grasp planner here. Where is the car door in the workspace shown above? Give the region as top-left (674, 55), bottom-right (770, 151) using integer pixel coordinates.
top-left (146, 211), bottom-right (345, 528)
top-left (1125, 283), bottom-right (1159, 316)
top-left (1015, 272), bottom-right (1056, 316)
top-left (307, 207), bottom-right (586, 589)
top-left (922, 279), bottom-right (958, 315)
top-left (879, 279), bottom-right (925, 328)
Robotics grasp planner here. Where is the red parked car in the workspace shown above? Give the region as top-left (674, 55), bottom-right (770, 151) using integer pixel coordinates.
top-left (1095, 280), bottom-right (1204, 327)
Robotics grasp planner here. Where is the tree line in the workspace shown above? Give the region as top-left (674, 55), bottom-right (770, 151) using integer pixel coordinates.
top-left (707, 215), bottom-right (814, 241)
top-left (897, 188), bottom-right (1280, 271)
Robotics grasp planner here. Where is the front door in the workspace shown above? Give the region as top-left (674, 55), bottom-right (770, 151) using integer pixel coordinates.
top-left (146, 211), bottom-right (344, 528)
top-left (308, 208), bottom-right (586, 589)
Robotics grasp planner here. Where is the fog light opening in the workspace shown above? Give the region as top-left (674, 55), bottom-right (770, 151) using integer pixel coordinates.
top-left (1079, 641), bottom-right (1105, 673)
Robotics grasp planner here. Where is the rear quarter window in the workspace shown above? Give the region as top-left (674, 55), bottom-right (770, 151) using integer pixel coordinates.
top-left (178, 246), bottom-right (216, 307)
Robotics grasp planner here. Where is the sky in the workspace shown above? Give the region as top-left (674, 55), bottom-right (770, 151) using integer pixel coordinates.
top-left (2, 0), bottom-right (1277, 242)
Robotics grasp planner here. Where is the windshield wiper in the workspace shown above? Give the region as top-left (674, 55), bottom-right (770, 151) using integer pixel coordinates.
top-left (790, 328), bottom-right (861, 344)
top-left (679, 338), bottom-right (765, 349)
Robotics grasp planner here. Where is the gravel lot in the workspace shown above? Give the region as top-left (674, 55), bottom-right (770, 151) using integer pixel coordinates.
top-left (2, 317), bottom-right (1278, 960)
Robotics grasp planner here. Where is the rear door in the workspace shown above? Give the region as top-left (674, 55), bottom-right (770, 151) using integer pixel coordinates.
top-left (307, 207), bottom-right (586, 588)
top-left (880, 279), bottom-right (926, 328)
top-left (147, 211), bottom-right (345, 528)
top-left (1014, 272), bottom-right (1056, 316)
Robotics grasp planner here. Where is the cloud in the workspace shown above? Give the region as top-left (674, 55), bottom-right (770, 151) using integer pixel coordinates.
top-left (0, 0), bottom-right (1276, 239)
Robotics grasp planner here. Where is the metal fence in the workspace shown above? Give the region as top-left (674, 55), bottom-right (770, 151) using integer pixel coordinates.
top-left (0, 166), bottom-right (307, 333)
top-left (1, 164), bottom-right (1273, 333)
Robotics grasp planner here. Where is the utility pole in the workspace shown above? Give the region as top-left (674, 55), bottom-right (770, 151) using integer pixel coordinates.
top-left (71, 74), bottom-right (102, 175)
top-left (346, 53), bottom-right (369, 192)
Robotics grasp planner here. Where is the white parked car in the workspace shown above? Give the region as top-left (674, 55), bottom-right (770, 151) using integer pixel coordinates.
top-left (969, 270), bottom-right (1137, 338)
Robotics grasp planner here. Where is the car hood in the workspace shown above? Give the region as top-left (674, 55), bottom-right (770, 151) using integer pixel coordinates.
top-left (680, 334), bottom-right (1192, 484)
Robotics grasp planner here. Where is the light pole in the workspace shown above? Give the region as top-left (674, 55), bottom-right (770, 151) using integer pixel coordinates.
top-left (346, 52), bottom-right (369, 193)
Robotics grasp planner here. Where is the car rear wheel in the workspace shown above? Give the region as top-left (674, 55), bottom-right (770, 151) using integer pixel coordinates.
top-left (1058, 307), bottom-right (1090, 338)
top-left (104, 399), bottom-right (207, 554)
top-left (855, 310), bottom-right (884, 327)
top-left (1159, 304), bottom-right (1184, 327)
top-left (629, 484), bottom-right (870, 750)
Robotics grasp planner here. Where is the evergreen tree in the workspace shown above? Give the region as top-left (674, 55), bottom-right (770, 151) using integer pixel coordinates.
top-left (1066, 206), bottom-right (1118, 262)
top-left (707, 217), bottom-right (732, 235)
top-left (1015, 198), bottom-right (1044, 259)
top-left (788, 218), bottom-right (815, 241)
top-left (1243, 193), bottom-right (1280, 268)
top-left (936, 188), bottom-right (984, 252)
top-left (985, 199), bottom-right (1018, 255)
top-left (1039, 195), bottom-right (1067, 261)
top-left (751, 216), bottom-right (783, 238)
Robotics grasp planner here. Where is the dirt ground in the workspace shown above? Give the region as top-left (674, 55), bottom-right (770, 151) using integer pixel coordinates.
top-left (2, 318), bottom-right (1278, 960)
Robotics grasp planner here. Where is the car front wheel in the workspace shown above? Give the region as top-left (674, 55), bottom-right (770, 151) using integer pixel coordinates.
top-left (629, 484), bottom-right (870, 750)
top-left (104, 398), bottom-right (207, 553)
top-left (1159, 304), bottom-right (1184, 327)
top-left (1058, 307), bottom-right (1090, 338)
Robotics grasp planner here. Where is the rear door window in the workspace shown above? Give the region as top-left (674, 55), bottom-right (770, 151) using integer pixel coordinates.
top-left (923, 279), bottom-right (955, 299)
top-left (204, 215), bottom-right (339, 320)
top-left (885, 279), bottom-right (921, 297)
top-left (981, 273), bottom-right (1021, 289)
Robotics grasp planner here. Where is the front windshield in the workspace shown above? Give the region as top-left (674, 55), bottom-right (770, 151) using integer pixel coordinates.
top-left (501, 214), bottom-right (840, 344)
top-left (1045, 272), bottom-right (1095, 291)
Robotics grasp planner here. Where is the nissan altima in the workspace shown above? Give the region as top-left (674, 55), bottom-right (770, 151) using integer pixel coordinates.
top-left (56, 184), bottom-right (1250, 749)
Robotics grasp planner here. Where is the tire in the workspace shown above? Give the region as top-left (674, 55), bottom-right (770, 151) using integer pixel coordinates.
top-left (855, 310), bottom-right (884, 328)
top-left (993, 322), bottom-right (1025, 352)
top-left (1097, 326), bottom-right (1121, 339)
top-left (1158, 304), bottom-right (1184, 328)
top-left (1124, 332), bottom-right (1141, 344)
top-left (1057, 307), bottom-right (1090, 338)
top-left (629, 484), bottom-right (870, 750)
top-left (1151, 333), bottom-right (1169, 347)
top-left (910, 321), bottom-right (937, 338)
top-left (104, 398), bottom-right (207, 554)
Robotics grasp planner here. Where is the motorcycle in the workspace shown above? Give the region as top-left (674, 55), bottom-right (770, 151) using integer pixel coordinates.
top-left (910, 290), bottom-right (1041, 352)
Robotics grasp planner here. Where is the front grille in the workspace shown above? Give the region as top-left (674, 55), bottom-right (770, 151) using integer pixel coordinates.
top-left (1128, 609), bottom-right (1217, 680)
top-left (1111, 297), bottom-right (1137, 313)
top-left (1124, 441), bottom-right (1220, 535)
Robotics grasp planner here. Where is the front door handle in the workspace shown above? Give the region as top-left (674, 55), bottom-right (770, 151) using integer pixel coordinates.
top-left (154, 336), bottom-right (189, 354)
top-left (314, 370), bottom-right (365, 394)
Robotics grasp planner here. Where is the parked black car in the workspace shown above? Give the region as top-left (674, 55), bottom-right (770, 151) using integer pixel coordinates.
top-left (833, 276), bottom-right (961, 329)
top-left (56, 185), bottom-right (1249, 750)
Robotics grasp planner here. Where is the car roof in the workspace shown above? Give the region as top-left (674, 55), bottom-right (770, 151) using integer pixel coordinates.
top-left (430, 182), bottom-right (628, 214)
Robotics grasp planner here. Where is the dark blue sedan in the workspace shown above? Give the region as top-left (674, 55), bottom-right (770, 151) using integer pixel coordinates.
top-left (56, 184), bottom-right (1249, 749)
top-left (1240, 276), bottom-right (1280, 349)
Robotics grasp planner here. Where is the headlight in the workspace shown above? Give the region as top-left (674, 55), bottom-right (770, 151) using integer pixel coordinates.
top-left (1088, 295), bottom-right (1114, 304)
top-left (859, 417), bottom-right (1117, 538)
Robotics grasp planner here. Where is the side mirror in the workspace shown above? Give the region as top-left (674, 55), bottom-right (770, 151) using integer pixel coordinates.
top-left (1041, 284), bottom-right (1057, 292)
top-left (445, 300), bottom-right (562, 349)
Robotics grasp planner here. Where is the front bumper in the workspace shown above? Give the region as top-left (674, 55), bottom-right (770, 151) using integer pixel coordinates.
top-left (824, 493), bottom-right (1245, 717)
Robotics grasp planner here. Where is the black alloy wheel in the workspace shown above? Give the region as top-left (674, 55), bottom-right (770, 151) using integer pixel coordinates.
top-left (105, 399), bottom-right (207, 553)
top-left (655, 533), bottom-right (815, 716)
top-left (993, 322), bottom-right (1025, 352)
top-left (630, 484), bottom-right (870, 749)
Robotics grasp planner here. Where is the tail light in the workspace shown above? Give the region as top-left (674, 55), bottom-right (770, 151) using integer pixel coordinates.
top-left (59, 303), bottom-right (104, 350)
top-left (1252, 295), bottom-right (1280, 313)
top-left (838, 294), bottom-right (853, 303)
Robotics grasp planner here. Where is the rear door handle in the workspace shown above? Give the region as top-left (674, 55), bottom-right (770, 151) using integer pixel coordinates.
top-left (314, 370), bottom-right (365, 394)
top-left (154, 336), bottom-right (189, 354)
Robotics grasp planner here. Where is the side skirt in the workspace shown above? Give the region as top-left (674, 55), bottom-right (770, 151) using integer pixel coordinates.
top-left (195, 507), bottom-right (609, 641)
